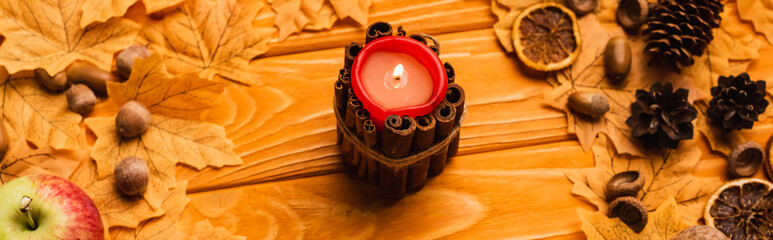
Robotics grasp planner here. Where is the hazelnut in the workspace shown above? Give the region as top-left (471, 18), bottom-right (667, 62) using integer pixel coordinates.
top-left (66, 84), bottom-right (97, 116)
top-left (672, 225), bottom-right (729, 240)
top-left (567, 92), bottom-right (609, 118)
top-left (608, 196), bottom-right (648, 233)
top-left (114, 156), bottom-right (149, 196)
top-left (727, 141), bottom-right (764, 179)
top-left (604, 36), bottom-right (631, 83)
top-left (566, 0), bottom-right (597, 16)
top-left (116, 101), bottom-right (151, 138)
top-left (33, 68), bottom-right (69, 92)
top-left (116, 45), bottom-right (150, 79)
top-left (616, 0), bottom-right (649, 32)
top-left (66, 61), bottom-right (114, 95)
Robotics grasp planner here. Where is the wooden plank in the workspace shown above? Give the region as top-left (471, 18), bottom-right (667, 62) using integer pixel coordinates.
top-left (260, 0), bottom-right (496, 57)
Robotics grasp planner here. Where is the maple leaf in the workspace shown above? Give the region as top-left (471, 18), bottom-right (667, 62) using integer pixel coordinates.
top-left (107, 53), bottom-right (228, 120)
top-left (544, 16), bottom-right (703, 156)
top-left (579, 197), bottom-right (689, 240)
top-left (0, 68), bottom-right (82, 149)
top-left (0, 0), bottom-right (140, 75)
top-left (80, 0), bottom-right (186, 28)
top-left (0, 140), bottom-right (84, 185)
top-left (565, 135), bottom-right (722, 224)
top-left (738, 0), bottom-right (773, 44)
top-left (140, 0), bottom-right (275, 85)
top-left (110, 180), bottom-right (190, 240)
top-left (69, 158), bottom-right (164, 229)
top-left (329, 0), bottom-right (371, 26)
top-left (273, 0), bottom-right (338, 40)
top-left (694, 103), bottom-right (744, 156)
top-left (86, 115), bottom-right (240, 208)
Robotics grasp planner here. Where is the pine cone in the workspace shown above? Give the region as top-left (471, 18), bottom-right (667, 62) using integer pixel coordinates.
top-left (707, 73), bottom-right (769, 131)
top-left (626, 83), bottom-right (698, 149)
top-left (643, 0), bottom-right (723, 72)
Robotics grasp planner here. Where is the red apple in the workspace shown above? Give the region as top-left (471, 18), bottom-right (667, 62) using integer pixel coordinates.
top-left (0, 175), bottom-right (103, 239)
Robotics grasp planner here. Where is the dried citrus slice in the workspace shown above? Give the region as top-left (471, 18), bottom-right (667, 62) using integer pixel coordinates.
top-left (704, 178), bottom-right (773, 239)
top-left (512, 2), bottom-right (581, 72)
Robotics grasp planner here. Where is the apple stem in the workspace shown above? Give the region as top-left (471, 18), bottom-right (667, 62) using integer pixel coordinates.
top-left (19, 195), bottom-right (36, 230)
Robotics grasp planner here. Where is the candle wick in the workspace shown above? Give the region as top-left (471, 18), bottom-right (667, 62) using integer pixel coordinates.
top-left (392, 64), bottom-right (404, 89)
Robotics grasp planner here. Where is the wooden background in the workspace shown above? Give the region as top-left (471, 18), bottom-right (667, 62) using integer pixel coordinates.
top-left (168, 0), bottom-right (773, 238)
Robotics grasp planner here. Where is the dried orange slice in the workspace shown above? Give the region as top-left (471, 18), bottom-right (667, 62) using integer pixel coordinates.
top-left (512, 2), bottom-right (582, 72)
top-left (704, 178), bottom-right (773, 239)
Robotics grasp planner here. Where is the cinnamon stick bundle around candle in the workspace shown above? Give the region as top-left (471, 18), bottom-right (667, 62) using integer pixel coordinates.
top-left (380, 164), bottom-right (407, 199)
top-left (344, 43), bottom-right (362, 69)
top-left (381, 115), bottom-right (416, 158)
top-left (445, 83), bottom-right (466, 158)
top-left (445, 62), bottom-right (455, 83)
top-left (366, 21), bottom-right (392, 43)
top-left (408, 115), bottom-right (436, 191)
top-left (363, 120), bottom-right (379, 184)
top-left (342, 95), bottom-right (362, 165)
top-left (430, 102), bottom-right (456, 175)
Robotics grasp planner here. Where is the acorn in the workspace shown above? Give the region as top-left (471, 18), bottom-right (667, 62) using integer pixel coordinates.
top-left (566, 0), bottom-right (597, 16)
top-left (66, 61), bottom-right (114, 95)
top-left (617, 0), bottom-right (649, 33)
top-left (604, 36), bottom-right (631, 83)
top-left (33, 68), bottom-right (69, 92)
top-left (727, 141), bottom-right (764, 179)
top-left (116, 45), bottom-right (150, 79)
top-left (672, 225), bottom-right (729, 240)
top-left (116, 101), bottom-right (151, 138)
top-left (114, 156), bottom-right (149, 196)
top-left (66, 84), bottom-right (97, 116)
top-left (567, 92), bottom-right (609, 118)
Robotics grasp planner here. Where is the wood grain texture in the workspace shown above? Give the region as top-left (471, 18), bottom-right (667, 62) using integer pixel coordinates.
top-left (172, 1), bottom-right (773, 239)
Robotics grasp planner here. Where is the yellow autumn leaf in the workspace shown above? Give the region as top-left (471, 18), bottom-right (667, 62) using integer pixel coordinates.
top-left (329, 0), bottom-right (371, 26)
top-left (566, 135), bottom-right (722, 224)
top-left (140, 0), bottom-right (275, 85)
top-left (0, 68), bottom-right (82, 150)
top-left (86, 115), bottom-right (240, 208)
top-left (738, 0), bottom-right (773, 44)
top-left (107, 53), bottom-right (228, 120)
top-left (694, 103), bottom-right (744, 156)
top-left (0, 0), bottom-right (139, 75)
top-left (579, 197), bottom-right (689, 240)
top-left (110, 181), bottom-right (190, 240)
top-left (0, 140), bottom-right (85, 185)
top-left (80, 0), bottom-right (186, 28)
top-left (273, 0), bottom-right (338, 40)
top-left (69, 158), bottom-right (164, 230)
top-left (544, 16), bottom-right (703, 156)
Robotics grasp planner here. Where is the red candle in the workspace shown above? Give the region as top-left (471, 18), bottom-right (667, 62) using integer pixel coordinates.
top-left (351, 36), bottom-right (447, 131)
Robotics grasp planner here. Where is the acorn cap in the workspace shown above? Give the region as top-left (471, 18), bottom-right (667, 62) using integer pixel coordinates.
top-left (617, 0), bottom-right (648, 32)
top-left (727, 141), bottom-right (764, 178)
top-left (568, 92), bottom-right (609, 118)
top-left (566, 0), bottom-right (597, 16)
top-left (608, 196), bottom-right (648, 233)
top-left (605, 171), bottom-right (645, 201)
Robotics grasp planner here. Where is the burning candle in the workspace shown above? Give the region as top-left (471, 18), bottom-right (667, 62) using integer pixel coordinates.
top-left (351, 36), bottom-right (447, 131)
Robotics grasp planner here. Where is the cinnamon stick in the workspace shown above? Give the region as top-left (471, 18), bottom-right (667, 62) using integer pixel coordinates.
top-left (381, 115), bottom-right (416, 158)
top-left (430, 102), bottom-right (456, 175)
top-left (409, 34), bottom-right (428, 45)
top-left (352, 108), bottom-right (369, 169)
top-left (408, 115), bottom-right (436, 191)
top-left (445, 83), bottom-right (465, 158)
top-left (341, 95), bottom-right (361, 166)
top-left (380, 164), bottom-right (407, 199)
top-left (363, 120), bottom-right (379, 184)
top-left (344, 43), bottom-right (362, 69)
top-left (334, 79), bottom-right (347, 116)
top-left (445, 62), bottom-right (455, 83)
top-left (339, 68), bottom-right (351, 89)
top-left (366, 21), bottom-right (392, 43)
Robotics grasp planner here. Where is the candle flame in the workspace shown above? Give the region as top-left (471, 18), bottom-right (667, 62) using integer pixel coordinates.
top-left (392, 64), bottom-right (404, 88)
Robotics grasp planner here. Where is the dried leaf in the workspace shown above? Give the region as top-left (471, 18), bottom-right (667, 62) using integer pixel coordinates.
top-left (273, 0), bottom-right (337, 40)
top-left (544, 16), bottom-right (703, 156)
top-left (106, 53), bottom-right (228, 120)
top-left (69, 158), bottom-right (164, 229)
top-left (0, 68), bottom-right (82, 149)
top-left (0, 140), bottom-right (84, 185)
top-left (579, 197), bottom-right (689, 240)
top-left (694, 103), bottom-right (744, 156)
top-left (566, 135), bottom-right (722, 223)
top-left (80, 0), bottom-right (186, 28)
top-left (738, 0), bottom-right (773, 44)
top-left (86, 115), bottom-right (240, 208)
top-left (110, 181), bottom-right (190, 240)
top-left (0, 0), bottom-right (139, 75)
top-left (329, 0), bottom-right (371, 26)
top-left (182, 220), bottom-right (246, 240)
top-left (140, 0), bottom-right (275, 85)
